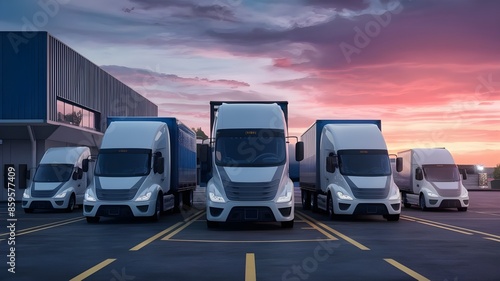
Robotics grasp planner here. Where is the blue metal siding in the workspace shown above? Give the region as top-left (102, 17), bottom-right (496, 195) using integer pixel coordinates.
top-left (0, 32), bottom-right (47, 120)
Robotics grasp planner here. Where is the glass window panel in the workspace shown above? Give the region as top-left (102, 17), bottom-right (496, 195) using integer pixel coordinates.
top-left (82, 109), bottom-right (90, 128)
top-left (57, 100), bottom-right (64, 122)
top-left (74, 106), bottom-right (83, 127)
top-left (89, 112), bottom-right (95, 129)
top-left (64, 103), bottom-right (73, 124)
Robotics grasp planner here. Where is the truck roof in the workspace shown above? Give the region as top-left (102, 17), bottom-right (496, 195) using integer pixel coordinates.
top-left (101, 121), bottom-right (167, 149)
top-left (40, 147), bottom-right (90, 165)
top-left (404, 148), bottom-right (456, 165)
top-left (213, 103), bottom-right (287, 131)
top-left (324, 124), bottom-right (387, 150)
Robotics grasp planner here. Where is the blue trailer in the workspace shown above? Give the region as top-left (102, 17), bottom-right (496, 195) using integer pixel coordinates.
top-left (83, 116), bottom-right (197, 223)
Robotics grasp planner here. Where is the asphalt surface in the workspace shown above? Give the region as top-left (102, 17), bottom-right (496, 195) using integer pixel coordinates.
top-left (1, 190), bottom-right (499, 281)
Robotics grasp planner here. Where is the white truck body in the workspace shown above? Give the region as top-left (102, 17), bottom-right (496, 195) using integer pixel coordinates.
top-left (300, 120), bottom-right (401, 221)
top-left (22, 147), bottom-right (91, 213)
top-left (394, 148), bottom-right (469, 211)
top-left (84, 119), bottom-right (197, 223)
top-left (206, 103), bottom-right (297, 228)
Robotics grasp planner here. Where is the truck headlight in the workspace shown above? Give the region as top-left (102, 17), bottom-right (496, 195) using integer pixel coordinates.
top-left (460, 187), bottom-right (469, 198)
top-left (426, 191), bottom-right (439, 198)
top-left (208, 183), bottom-right (225, 203)
top-left (85, 189), bottom-right (96, 202)
top-left (337, 190), bottom-right (353, 200)
top-left (277, 184), bottom-right (293, 203)
top-left (54, 191), bottom-right (67, 199)
top-left (23, 190), bottom-right (31, 199)
top-left (388, 184), bottom-right (400, 200)
top-left (136, 191), bottom-right (152, 202)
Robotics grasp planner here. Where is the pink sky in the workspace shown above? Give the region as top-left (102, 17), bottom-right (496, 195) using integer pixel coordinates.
top-left (1, 0), bottom-right (499, 166)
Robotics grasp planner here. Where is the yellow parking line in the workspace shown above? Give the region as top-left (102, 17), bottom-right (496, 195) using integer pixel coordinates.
top-left (70, 258), bottom-right (116, 281)
top-left (0, 217), bottom-right (85, 237)
top-left (130, 221), bottom-right (184, 251)
top-left (484, 237), bottom-right (500, 243)
top-left (166, 238), bottom-right (334, 243)
top-left (414, 221), bottom-right (473, 235)
top-left (384, 258), bottom-right (430, 281)
top-left (245, 253), bottom-right (256, 281)
top-left (296, 213), bottom-right (337, 241)
top-left (161, 212), bottom-right (205, 240)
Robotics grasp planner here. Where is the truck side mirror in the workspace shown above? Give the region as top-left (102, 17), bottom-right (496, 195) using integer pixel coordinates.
top-left (326, 154), bottom-right (338, 173)
top-left (461, 169), bottom-right (468, 180)
top-left (295, 142), bottom-right (304, 162)
top-left (154, 157), bottom-right (165, 174)
top-left (415, 167), bottom-right (423, 181)
top-left (82, 159), bottom-right (89, 172)
top-left (396, 157), bottom-right (403, 172)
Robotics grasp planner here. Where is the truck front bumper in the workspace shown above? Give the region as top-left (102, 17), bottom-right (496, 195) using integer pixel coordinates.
top-left (334, 197), bottom-right (401, 216)
top-left (22, 194), bottom-right (72, 210)
top-left (83, 199), bottom-right (156, 218)
top-left (206, 200), bottom-right (294, 222)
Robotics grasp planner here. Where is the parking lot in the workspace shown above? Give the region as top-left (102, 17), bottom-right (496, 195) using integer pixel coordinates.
top-left (1, 190), bottom-right (500, 281)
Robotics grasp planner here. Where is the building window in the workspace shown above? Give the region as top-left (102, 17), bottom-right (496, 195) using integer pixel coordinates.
top-left (56, 98), bottom-right (97, 130)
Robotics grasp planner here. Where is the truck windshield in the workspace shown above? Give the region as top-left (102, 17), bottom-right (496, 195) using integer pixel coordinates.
top-left (215, 129), bottom-right (286, 167)
top-left (338, 149), bottom-right (391, 177)
top-left (34, 164), bottom-right (74, 182)
top-left (423, 164), bottom-right (460, 182)
top-left (95, 148), bottom-right (152, 177)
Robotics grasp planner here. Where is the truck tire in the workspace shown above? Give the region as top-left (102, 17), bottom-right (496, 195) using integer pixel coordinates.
top-left (419, 194), bottom-right (428, 211)
top-left (86, 216), bottom-right (100, 223)
top-left (182, 190), bottom-right (194, 207)
top-left (150, 194), bottom-right (162, 222)
top-left (402, 193), bottom-right (411, 208)
top-left (301, 190), bottom-right (311, 210)
top-left (65, 194), bottom-right (76, 213)
top-left (327, 194), bottom-right (335, 220)
top-left (311, 193), bottom-right (319, 213)
top-left (281, 220), bottom-right (294, 228)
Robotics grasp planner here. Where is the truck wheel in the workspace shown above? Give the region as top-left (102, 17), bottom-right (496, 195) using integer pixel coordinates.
top-left (281, 220), bottom-right (294, 228)
top-left (402, 193), bottom-right (411, 208)
top-left (207, 220), bottom-right (218, 228)
top-left (301, 190), bottom-right (311, 210)
top-left (385, 214), bottom-right (400, 221)
top-left (457, 207), bottom-right (467, 212)
top-left (150, 194), bottom-right (162, 222)
top-left (182, 190), bottom-right (194, 207)
top-left (311, 194), bottom-right (319, 213)
top-left (86, 216), bottom-right (100, 223)
top-left (24, 208), bottom-right (34, 214)
top-left (65, 194), bottom-right (76, 213)
top-left (173, 193), bottom-right (181, 213)
top-left (327, 194), bottom-right (335, 220)
top-left (419, 194), bottom-right (428, 211)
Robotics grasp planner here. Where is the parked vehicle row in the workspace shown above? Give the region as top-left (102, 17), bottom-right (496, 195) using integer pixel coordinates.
top-left (21, 101), bottom-right (470, 227)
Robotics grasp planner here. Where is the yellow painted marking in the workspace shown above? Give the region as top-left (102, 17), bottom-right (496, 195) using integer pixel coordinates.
top-left (301, 227), bottom-right (316, 230)
top-left (166, 238), bottom-right (334, 243)
top-left (130, 222), bottom-right (183, 251)
top-left (70, 258), bottom-right (116, 281)
top-left (484, 237), bottom-right (500, 243)
top-left (384, 258), bottom-right (430, 281)
top-left (471, 211), bottom-right (500, 217)
top-left (400, 217), bottom-right (416, 222)
top-left (161, 212), bottom-right (205, 240)
top-left (298, 212), bottom-right (369, 250)
top-left (245, 253), bottom-right (256, 281)
top-left (402, 215), bottom-right (500, 239)
top-left (415, 221), bottom-right (473, 235)
top-left (0, 217), bottom-right (85, 237)
top-left (296, 213), bottom-right (338, 241)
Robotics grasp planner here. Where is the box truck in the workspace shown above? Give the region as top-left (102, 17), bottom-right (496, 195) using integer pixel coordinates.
top-left (300, 120), bottom-right (401, 221)
top-left (22, 147), bottom-right (91, 213)
top-left (83, 117), bottom-right (197, 223)
top-left (204, 101), bottom-right (303, 228)
top-left (393, 148), bottom-right (469, 211)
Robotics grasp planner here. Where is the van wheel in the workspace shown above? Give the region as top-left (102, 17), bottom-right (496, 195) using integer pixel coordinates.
top-left (281, 220), bottom-right (294, 228)
top-left (65, 194), bottom-right (76, 213)
top-left (150, 194), bottom-right (162, 222)
top-left (301, 190), bottom-right (311, 210)
top-left (24, 208), bottom-right (34, 214)
top-left (458, 207), bottom-right (467, 212)
top-left (86, 216), bottom-right (100, 223)
top-left (419, 194), bottom-right (428, 211)
top-left (327, 194), bottom-right (335, 220)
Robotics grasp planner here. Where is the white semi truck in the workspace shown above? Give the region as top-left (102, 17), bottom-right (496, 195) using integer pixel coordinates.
top-left (83, 117), bottom-right (197, 223)
top-left (205, 101), bottom-right (303, 228)
top-left (22, 147), bottom-right (91, 213)
top-left (393, 148), bottom-right (469, 211)
top-left (300, 120), bottom-right (401, 221)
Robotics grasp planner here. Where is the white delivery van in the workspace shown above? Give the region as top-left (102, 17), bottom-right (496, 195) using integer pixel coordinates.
top-left (22, 147), bottom-right (91, 213)
top-left (300, 120), bottom-right (401, 221)
top-left (394, 148), bottom-right (469, 211)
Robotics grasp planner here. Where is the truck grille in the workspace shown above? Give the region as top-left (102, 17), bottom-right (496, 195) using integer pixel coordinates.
top-left (96, 188), bottom-right (138, 201)
top-left (223, 179), bottom-right (280, 201)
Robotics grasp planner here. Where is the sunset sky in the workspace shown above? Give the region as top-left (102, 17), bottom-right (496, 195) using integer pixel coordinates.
top-left (1, 0), bottom-right (499, 166)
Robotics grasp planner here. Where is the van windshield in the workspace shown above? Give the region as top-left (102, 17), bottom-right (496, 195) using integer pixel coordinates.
top-left (423, 164), bottom-right (460, 182)
top-left (338, 149), bottom-right (391, 177)
top-left (215, 129), bottom-right (286, 167)
top-left (95, 148), bottom-right (151, 177)
top-left (34, 164), bottom-right (74, 182)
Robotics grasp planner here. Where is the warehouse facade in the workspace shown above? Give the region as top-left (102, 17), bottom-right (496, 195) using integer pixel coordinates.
top-left (0, 31), bottom-right (158, 200)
